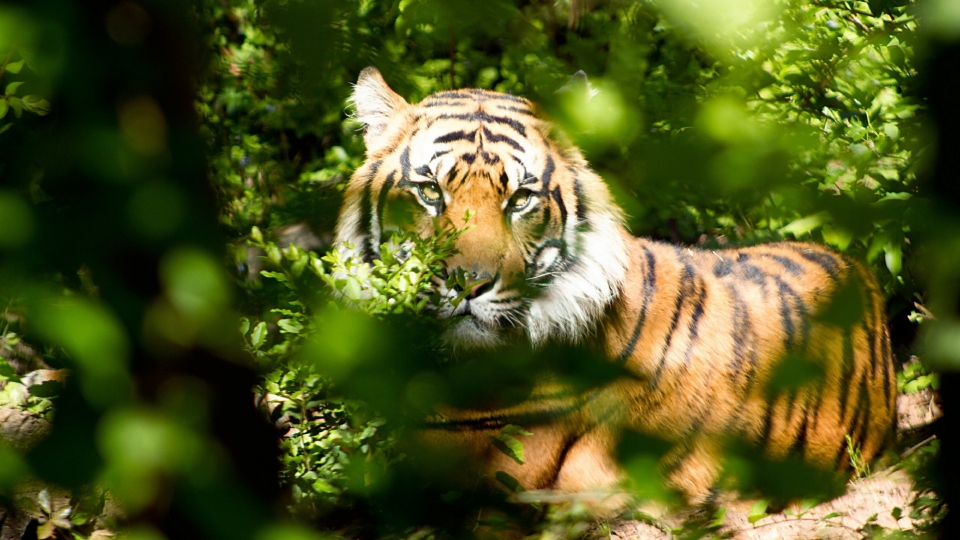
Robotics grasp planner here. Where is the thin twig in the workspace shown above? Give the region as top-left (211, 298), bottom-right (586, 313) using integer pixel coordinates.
top-left (901, 435), bottom-right (937, 459)
top-left (749, 514), bottom-right (866, 538)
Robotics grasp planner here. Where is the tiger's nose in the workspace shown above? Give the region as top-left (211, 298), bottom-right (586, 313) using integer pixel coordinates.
top-left (467, 272), bottom-right (498, 300)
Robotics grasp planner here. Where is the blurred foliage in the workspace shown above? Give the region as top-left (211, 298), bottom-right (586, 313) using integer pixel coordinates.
top-left (0, 0), bottom-right (957, 538)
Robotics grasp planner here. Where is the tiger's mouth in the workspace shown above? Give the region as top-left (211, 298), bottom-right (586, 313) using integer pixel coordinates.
top-left (437, 281), bottom-right (526, 349)
top-left (444, 315), bottom-right (503, 349)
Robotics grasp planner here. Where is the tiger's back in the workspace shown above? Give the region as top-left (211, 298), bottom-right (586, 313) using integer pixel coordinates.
top-left (603, 238), bottom-right (895, 498)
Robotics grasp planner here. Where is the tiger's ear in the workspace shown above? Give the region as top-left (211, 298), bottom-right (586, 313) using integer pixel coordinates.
top-left (351, 67), bottom-right (409, 148)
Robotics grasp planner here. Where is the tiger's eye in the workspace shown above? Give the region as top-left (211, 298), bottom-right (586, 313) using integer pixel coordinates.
top-left (418, 183), bottom-right (442, 204)
top-left (508, 189), bottom-right (532, 210)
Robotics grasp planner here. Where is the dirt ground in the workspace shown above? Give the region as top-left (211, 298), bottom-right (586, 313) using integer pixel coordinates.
top-left (609, 389), bottom-right (941, 539)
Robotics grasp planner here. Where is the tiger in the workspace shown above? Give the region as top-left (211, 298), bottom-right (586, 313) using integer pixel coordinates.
top-left (334, 66), bottom-right (897, 512)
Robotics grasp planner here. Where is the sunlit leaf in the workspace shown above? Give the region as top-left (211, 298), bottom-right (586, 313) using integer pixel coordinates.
top-left (5, 59), bottom-right (24, 74)
top-left (4, 81), bottom-right (24, 96)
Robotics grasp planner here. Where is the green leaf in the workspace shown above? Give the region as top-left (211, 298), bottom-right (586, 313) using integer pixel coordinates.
top-left (500, 424), bottom-right (532, 437)
top-left (487, 432), bottom-right (525, 465)
top-left (748, 499), bottom-right (769, 524)
top-left (0, 123), bottom-right (11, 135)
top-left (277, 319), bottom-right (303, 334)
top-left (260, 270), bottom-right (289, 283)
top-left (239, 317), bottom-right (250, 336)
top-left (821, 224), bottom-right (853, 251)
top-left (0, 365), bottom-right (15, 381)
top-left (37, 521), bottom-right (56, 540)
top-left (799, 498), bottom-right (819, 515)
top-left (5, 59), bottom-right (24, 74)
top-left (0, 99), bottom-right (7, 120)
top-left (821, 511), bottom-right (842, 520)
top-left (251, 322), bottom-right (267, 349)
top-left (5, 81), bottom-right (24, 96)
top-left (711, 505), bottom-right (727, 527)
top-left (884, 242), bottom-right (902, 276)
top-left (892, 506), bottom-right (902, 520)
top-left (781, 212), bottom-right (827, 238)
top-left (8, 97), bottom-right (21, 117)
top-left (21, 95), bottom-right (50, 116)
top-left (495, 471), bottom-right (521, 492)
top-left (38, 489), bottom-right (51, 514)
top-left (883, 123), bottom-right (900, 140)
top-left (311, 478), bottom-right (340, 494)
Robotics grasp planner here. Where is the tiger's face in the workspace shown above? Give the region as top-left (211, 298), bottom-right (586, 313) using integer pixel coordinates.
top-left (336, 68), bottom-right (629, 348)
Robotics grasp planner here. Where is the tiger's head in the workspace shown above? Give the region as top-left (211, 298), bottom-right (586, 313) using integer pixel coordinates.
top-left (335, 68), bottom-right (630, 349)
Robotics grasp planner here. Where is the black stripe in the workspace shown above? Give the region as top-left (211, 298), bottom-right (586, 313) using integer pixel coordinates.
top-left (726, 283), bottom-right (748, 376)
top-left (788, 245), bottom-right (841, 277)
top-left (450, 163), bottom-right (470, 191)
top-left (434, 129), bottom-right (478, 145)
top-left (681, 277), bottom-right (708, 368)
top-left (488, 93), bottom-right (528, 104)
top-left (549, 436), bottom-right (579, 488)
top-left (460, 152), bottom-right (476, 165)
top-left (414, 165), bottom-right (430, 176)
top-left (740, 263), bottom-right (767, 286)
top-left (881, 327), bottom-right (893, 410)
top-left (421, 392), bottom-right (600, 431)
top-left (431, 90), bottom-right (526, 105)
top-left (364, 159), bottom-right (383, 185)
top-left (429, 149), bottom-right (451, 162)
top-left (714, 258), bottom-right (733, 277)
top-left (837, 330), bottom-right (855, 424)
top-left (776, 278), bottom-right (797, 347)
top-left (573, 175), bottom-right (587, 222)
top-left (480, 150), bottom-right (501, 164)
top-left (805, 386), bottom-right (825, 454)
top-left (437, 111), bottom-right (527, 136)
top-left (360, 182), bottom-right (373, 261)
top-left (864, 290), bottom-right (880, 407)
top-left (771, 255), bottom-right (804, 276)
top-left (426, 91), bottom-right (479, 101)
top-left (617, 246), bottom-right (657, 363)
top-left (357, 160), bottom-right (383, 261)
top-left (652, 263), bottom-right (693, 384)
top-left (551, 186), bottom-right (567, 239)
top-left (422, 99), bottom-right (471, 107)
top-left (495, 104), bottom-right (536, 116)
top-left (542, 155), bottom-right (555, 192)
top-left (790, 410), bottom-right (810, 457)
top-left (481, 125), bottom-right (524, 151)
top-left (499, 171), bottom-right (509, 190)
top-left (399, 146), bottom-right (412, 183)
top-left (842, 372), bottom-right (869, 457)
top-left (774, 277), bottom-right (808, 348)
top-left (761, 403), bottom-right (776, 443)
top-left (375, 171), bottom-right (396, 241)
top-left (853, 387), bottom-right (870, 460)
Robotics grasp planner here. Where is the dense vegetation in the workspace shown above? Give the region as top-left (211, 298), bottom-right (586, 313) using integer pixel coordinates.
top-left (1, 0), bottom-right (958, 538)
